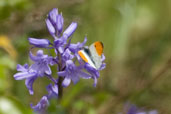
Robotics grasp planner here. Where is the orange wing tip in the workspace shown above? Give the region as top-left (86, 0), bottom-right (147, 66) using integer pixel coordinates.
top-left (94, 41), bottom-right (103, 56)
top-left (78, 51), bottom-right (88, 62)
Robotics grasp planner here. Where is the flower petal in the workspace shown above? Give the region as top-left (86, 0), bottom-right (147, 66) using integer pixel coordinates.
top-left (48, 8), bottom-right (58, 24)
top-left (101, 54), bottom-right (105, 61)
top-left (99, 63), bottom-right (106, 70)
top-left (149, 110), bottom-right (158, 114)
top-left (14, 72), bottom-right (36, 80)
top-left (62, 49), bottom-right (74, 61)
top-left (79, 37), bottom-right (87, 48)
top-left (44, 65), bottom-right (52, 75)
top-left (127, 104), bottom-right (138, 114)
top-left (63, 22), bottom-right (77, 38)
top-left (84, 63), bottom-right (100, 77)
top-left (25, 76), bottom-right (37, 95)
top-left (28, 38), bottom-right (50, 48)
top-left (16, 64), bottom-right (28, 72)
top-left (69, 37), bottom-right (87, 53)
top-left (46, 19), bottom-right (55, 36)
top-left (29, 50), bottom-right (44, 62)
top-left (71, 74), bottom-right (80, 84)
top-left (29, 51), bottom-right (39, 62)
top-left (31, 96), bottom-right (49, 112)
top-left (93, 76), bottom-right (97, 87)
top-left (62, 77), bottom-right (71, 87)
top-left (24, 64), bottom-right (29, 69)
top-left (56, 14), bottom-right (64, 34)
top-left (54, 37), bottom-right (67, 49)
top-left (78, 70), bottom-right (92, 79)
top-left (47, 84), bottom-right (58, 98)
top-left (58, 71), bottom-right (67, 77)
top-left (58, 46), bottom-right (64, 53)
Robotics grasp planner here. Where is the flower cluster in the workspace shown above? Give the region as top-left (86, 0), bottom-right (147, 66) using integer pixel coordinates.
top-left (14, 8), bottom-right (105, 112)
top-left (119, 103), bottom-right (158, 114)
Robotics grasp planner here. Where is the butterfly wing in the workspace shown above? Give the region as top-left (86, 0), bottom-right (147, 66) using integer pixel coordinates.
top-left (78, 48), bottom-right (96, 69)
top-left (89, 41), bottom-right (103, 69)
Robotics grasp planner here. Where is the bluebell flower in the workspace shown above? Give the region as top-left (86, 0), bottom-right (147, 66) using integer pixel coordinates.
top-left (68, 37), bottom-right (87, 54)
top-left (46, 8), bottom-right (77, 39)
top-left (120, 103), bottom-right (158, 114)
top-left (14, 50), bottom-right (53, 95)
top-left (56, 14), bottom-right (64, 35)
top-left (14, 64), bottom-right (37, 95)
top-left (61, 49), bottom-right (74, 67)
top-left (31, 84), bottom-right (58, 113)
top-left (83, 54), bottom-right (106, 87)
top-left (48, 8), bottom-right (64, 35)
top-left (58, 60), bottom-right (91, 87)
top-left (48, 8), bottom-right (58, 25)
top-left (148, 110), bottom-right (158, 114)
top-left (63, 22), bottom-right (77, 38)
top-left (31, 96), bottom-right (49, 113)
top-left (68, 37), bottom-right (87, 63)
top-left (46, 18), bottom-right (56, 37)
top-left (46, 83), bottom-right (58, 99)
top-left (54, 36), bottom-right (67, 53)
top-left (28, 38), bottom-right (51, 48)
top-left (126, 104), bottom-right (138, 114)
top-left (14, 8), bottom-right (106, 112)
top-left (29, 50), bottom-right (53, 76)
top-left (14, 64), bottom-right (35, 80)
top-left (46, 8), bottom-right (64, 37)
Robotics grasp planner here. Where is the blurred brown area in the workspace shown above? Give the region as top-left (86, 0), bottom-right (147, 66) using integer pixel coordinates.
top-left (0, 0), bottom-right (171, 114)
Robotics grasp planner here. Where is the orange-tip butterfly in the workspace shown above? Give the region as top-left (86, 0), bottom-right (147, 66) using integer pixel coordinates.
top-left (78, 41), bottom-right (104, 70)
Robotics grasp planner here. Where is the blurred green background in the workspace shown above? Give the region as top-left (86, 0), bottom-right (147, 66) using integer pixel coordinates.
top-left (0, 0), bottom-right (171, 114)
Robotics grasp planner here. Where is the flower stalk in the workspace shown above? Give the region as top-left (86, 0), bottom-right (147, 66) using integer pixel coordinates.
top-left (57, 51), bottom-right (64, 99)
top-left (13, 8), bottom-right (106, 112)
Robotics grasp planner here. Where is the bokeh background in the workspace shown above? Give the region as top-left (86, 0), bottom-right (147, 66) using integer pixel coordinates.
top-left (0, 0), bottom-right (171, 114)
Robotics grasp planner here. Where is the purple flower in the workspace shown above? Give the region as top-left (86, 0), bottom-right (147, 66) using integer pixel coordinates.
top-left (14, 64), bottom-right (36, 80)
top-left (99, 54), bottom-right (106, 70)
top-left (47, 84), bottom-right (58, 99)
top-left (148, 110), bottom-right (158, 114)
top-left (56, 13), bottom-right (64, 35)
top-left (14, 7), bottom-right (106, 112)
top-left (68, 37), bottom-right (87, 53)
top-left (54, 36), bottom-right (67, 53)
top-left (25, 76), bottom-right (37, 95)
top-left (28, 38), bottom-right (51, 48)
top-left (126, 104), bottom-right (138, 114)
top-left (47, 8), bottom-right (60, 37)
top-left (46, 8), bottom-right (65, 37)
top-left (68, 37), bottom-right (87, 63)
top-left (121, 103), bottom-right (158, 114)
top-left (31, 84), bottom-right (58, 113)
top-left (63, 22), bottom-right (77, 38)
top-left (48, 8), bottom-right (58, 25)
top-left (58, 60), bottom-right (91, 87)
top-left (62, 49), bottom-right (74, 62)
top-left (31, 96), bottom-right (49, 113)
top-left (14, 64), bottom-right (37, 95)
top-left (29, 50), bottom-right (53, 76)
top-left (83, 54), bottom-right (106, 87)
top-left (14, 50), bottom-right (53, 95)
top-left (46, 18), bottom-right (56, 37)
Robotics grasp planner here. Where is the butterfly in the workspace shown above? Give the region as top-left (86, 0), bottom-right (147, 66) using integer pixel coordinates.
top-left (78, 41), bottom-right (104, 70)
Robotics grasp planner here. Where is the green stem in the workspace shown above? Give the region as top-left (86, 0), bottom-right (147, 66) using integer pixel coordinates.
top-left (57, 50), bottom-right (64, 100)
